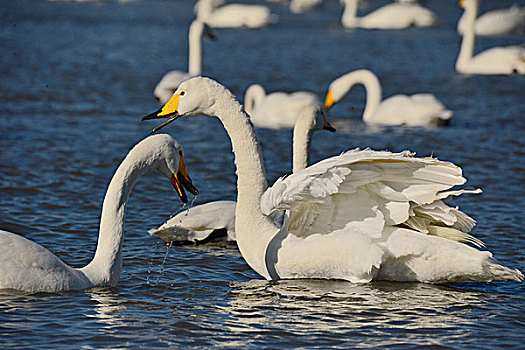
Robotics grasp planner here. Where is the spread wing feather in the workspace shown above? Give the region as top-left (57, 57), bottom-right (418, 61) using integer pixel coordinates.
top-left (261, 148), bottom-right (481, 245)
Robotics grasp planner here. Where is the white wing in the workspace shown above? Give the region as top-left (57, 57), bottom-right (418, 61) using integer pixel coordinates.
top-left (149, 201), bottom-right (237, 242)
top-left (261, 148), bottom-right (482, 246)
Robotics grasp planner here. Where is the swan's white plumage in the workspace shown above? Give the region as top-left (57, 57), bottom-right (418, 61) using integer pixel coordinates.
top-left (325, 70), bottom-right (452, 126)
top-left (149, 77), bottom-right (523, 284)
top-left (457, 4), bottom-right (525, 36)
top-left (290, 0), bottom-right (323, 14)
top-left (195, 0), bottom-right (276, 28)
top-left (0, 134), bottom-right (194, 293)
top-left (244, 84), bottom-right (319, 129)
top-left (456, 0), bottom-right (525, 75)
top-left (149, 200), bottom-right (237, 243)
top-left (340, 0), bottom-right (436, 29)
top-left (149, 103), bottom-right (330, 243)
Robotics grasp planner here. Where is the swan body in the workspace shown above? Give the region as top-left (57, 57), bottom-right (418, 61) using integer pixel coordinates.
top-left (324, 69), bottom-right (452, 127)
top-left (340, 0), bottom-right (436, 29)
top-left (149, 103), bottom-right (334, 244)
top-left (154, 20), bottom-right (208, 104)
top-left (456, 0), bottom-right (525, 75)
top-left (195, 0), bottom-right (276, 28)
top-left (0, 134), bottom-right (198, 293)
top-left (290, 0), bottom-right (323, 14)
top-left (142, 77), bottom-right (523, 284)
top-left (244, 84), bottom-right (319, 129)
top-left (457, 4), bottom-right (525, 36)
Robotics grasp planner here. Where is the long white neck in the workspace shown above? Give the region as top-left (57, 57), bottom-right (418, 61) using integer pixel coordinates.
top-left (332, 69), bottom-right (382, 123)
top-left (341, 0), bottom-right (360, 28)
top-left (456, 1), bottom-right (477, 72)
top-left (243, 84), bottom-right (266, 115)
top-left (80, 152), bottom-right (152, 286)
top-left (188, 20), bottom-right (203, 76)
top-left (292, 109), bottom-right (316, 173)
top-left (195, 0), bottom-right (214, 22)
top-left (212, 87), bottom-right (277, 279)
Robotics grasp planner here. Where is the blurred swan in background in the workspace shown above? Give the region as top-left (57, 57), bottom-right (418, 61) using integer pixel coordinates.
top-left (0, 134), bottom-right (198, 293)
top-left (289, 0), bottom-right (323, 14)
top-left (244, 84), bottom-right (320, 129)
top-left (149, 103), bottom-right (335, 244)
top-left (154, 20), bottom-right (213, 104)
top-left (456, 0), bottom-right (525, 75)
top-left (457, 3), bottom-right (525, 36)
top-left (195, 0), bottom-right (277, 28)
top-left (340, 0), bottom-right (436, 29)
top-left (142, 77), bottom-right (524, 284)
top-left (324, 69), bottom-right (452, 127)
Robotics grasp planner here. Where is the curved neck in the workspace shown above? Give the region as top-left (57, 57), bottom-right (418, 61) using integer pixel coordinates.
top-left (341, 0), bottom-right (359, 27)
top-left (332, 70), bottom-right (382, 122)
top-left (81, 152), bottom-right (151, 286)
top-left (195, 0), bottom-right (214, 22)
top-left (456, 2), bottom-right (477, 71)
top-left (188, 20), bottom-right (203, 76)
top-left (243, 84), bottom-right (265, 115)
top-left (213, 91), bottom-right (276, 278)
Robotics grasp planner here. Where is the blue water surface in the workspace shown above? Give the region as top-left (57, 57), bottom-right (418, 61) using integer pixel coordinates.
top-left (1, 0), bottom-right (524, 348)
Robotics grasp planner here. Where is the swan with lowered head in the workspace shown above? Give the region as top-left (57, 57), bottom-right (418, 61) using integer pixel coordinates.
top-left (142, 77), bottom-right (523, 284)
top-left (244, 84), bottom-right (320, 129)
top-left (0, 134), bottom-right (198, 293)
top-left (340, 0), bottom-right (436, 29)
top-left (456, 0), bottom-right (525, 75)
top-left (457, 4), bottom-right (525, 36)
top-left (154, 20), bottom-right (214, 104)
top-left (149, 103), bottom-right (335, 244)
top-left (195, 0), bottom-right (277, 28)
top-left (324, 69), bottom-right (452, 127)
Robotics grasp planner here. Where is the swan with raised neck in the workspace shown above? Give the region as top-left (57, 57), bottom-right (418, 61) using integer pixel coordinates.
top-left (142, 77), bottom-right (523, 284)
top-left (456, 0), bottom-right (525, 75)
top-left (148, 101), bottom-right (334, 244)
top-left (0, 134), bottom-right (198, 293)
top-left (154, 20), bottom-right (209, 104)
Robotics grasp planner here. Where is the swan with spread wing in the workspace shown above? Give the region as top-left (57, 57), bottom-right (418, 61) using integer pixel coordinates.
top-left (142, 77), bottom-right (523, 284)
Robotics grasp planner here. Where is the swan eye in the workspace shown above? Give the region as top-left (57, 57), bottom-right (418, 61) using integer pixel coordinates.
top-left (180, 91), bottom-right (185, 96)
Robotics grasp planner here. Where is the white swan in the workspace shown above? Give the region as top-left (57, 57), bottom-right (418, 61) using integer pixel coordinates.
top-left (148, 103), bottom-right (335, 244)
top-left (340, 0), bottom-right (436, 29)
top-left (195, 0), bottom-right (277, 28)
top-left (323, 69), bottom-right (452, 127)
top-left (244, 84), bottom-right (320, 129)
top-left (142, 77), bottom-right (524, 284)
top-left (457, 4), bottom-right (525, 36)
top-left (456, 0), bottom-right (525, 75)
top-left (0, 134), bottom-right (198, 293)
top-left (154, 20), bottom-right (213, 104)
top-left (289, 0), bottom-right (323, 14)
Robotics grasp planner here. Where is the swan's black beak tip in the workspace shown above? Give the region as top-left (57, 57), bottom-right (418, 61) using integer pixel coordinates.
top-left (323, 123), bottom-right (336, 132)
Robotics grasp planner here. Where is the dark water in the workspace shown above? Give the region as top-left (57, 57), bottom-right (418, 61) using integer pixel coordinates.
top-left (1, 0), bottom-right (524, 348)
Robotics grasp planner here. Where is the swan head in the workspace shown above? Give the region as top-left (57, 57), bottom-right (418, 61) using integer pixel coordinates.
top-left (458, 0), bottom-right (476, 11)
top-left (323, 77), bottom-right (349, 110)
top-left (142, 77), bottom-right (229, 132)
top-left (297, 104), bottom-right (336, 133)
top-left (135, 134), bottom-right (199, 203)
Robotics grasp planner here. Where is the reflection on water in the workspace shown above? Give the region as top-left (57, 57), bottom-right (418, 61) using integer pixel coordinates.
top-left (86, 288), bottom-right (127, 329)
top-left (223, 279), bottom-right (482, 347)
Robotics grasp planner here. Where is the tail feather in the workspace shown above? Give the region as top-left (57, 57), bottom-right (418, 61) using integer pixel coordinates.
top-left (484, 259), bottom-right (524, 282)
